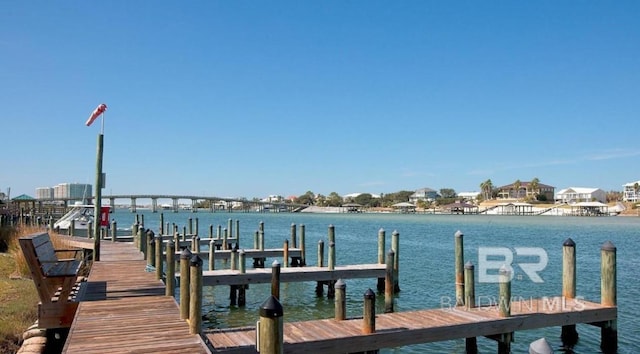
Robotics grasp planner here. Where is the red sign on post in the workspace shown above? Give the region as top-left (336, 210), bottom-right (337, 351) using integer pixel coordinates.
top-left (100, 206), bottom-right (110, 227)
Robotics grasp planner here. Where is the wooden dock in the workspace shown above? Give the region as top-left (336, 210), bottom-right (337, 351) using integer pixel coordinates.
top-left (205, 297), bottom-right (617, 353)
top-left (62, 242), bottom-right (209, 353)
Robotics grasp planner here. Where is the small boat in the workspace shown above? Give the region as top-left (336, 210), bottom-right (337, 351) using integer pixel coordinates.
top-left (53, 203), bottom-right (95, 230)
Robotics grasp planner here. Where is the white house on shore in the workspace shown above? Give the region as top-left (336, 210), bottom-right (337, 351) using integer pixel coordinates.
top-left (457, 191), bottom-right (480, 202)
top-left (622, 180), bottom-right (640, 202)
top-left (555, 187), bottom-right (606, 204)
top-left (409, 188), bottom-right (439, 204)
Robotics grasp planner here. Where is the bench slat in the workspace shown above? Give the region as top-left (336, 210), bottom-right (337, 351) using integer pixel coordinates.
top-left (42, 260), bottom-right (82, 277)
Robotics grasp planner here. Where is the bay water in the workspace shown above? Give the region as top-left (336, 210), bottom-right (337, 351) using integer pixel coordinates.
top-left (112, 209), bottom-right (639, 353)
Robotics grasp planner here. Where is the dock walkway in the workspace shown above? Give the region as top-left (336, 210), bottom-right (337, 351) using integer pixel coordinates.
top-left (62, 242), bottom-right (209, 354)
top-left (206, 297), bottom-right (616, 353)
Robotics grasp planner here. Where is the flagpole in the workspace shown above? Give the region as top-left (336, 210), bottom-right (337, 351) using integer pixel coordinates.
top-left (93, 111), bottom-right (105, 261)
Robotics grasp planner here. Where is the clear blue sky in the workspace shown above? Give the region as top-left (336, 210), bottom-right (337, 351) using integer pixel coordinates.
top-left (2, 1), bottom-right (639, 199)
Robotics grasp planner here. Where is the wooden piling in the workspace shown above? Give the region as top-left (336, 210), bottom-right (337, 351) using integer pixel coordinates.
top-left (561, 238), bottom-right (579, 347)
top-left (231, 247), bottom-right (237, 271)
top-left (180, 248), bottom-right (192, 320)
top-left (328, 224), bottom-right (335, 244)
top-left (191, 235), bottom-right (196, 252)
top-left (271, 260), bottom-right (281, 299)
top-left (189, 255), bottom-right (203, 335)
top-left (147, 234), bottom-right (155, 267)
top-left (209, 224), bottom-right (213, 239)
top-left (385, 250), bottom-right (394, 313)
top-left (182, 226), bottom-right (187, 242)
top-left (166, 240), bottom-right (175, 297)
top-left (454, 230), bottom-right (464, 306)
top-left (155, 234), bottom-right (163, 280)
top-left (139, 227), bottom-right (147, 258)
top-left (239, 250), bottom-right (246, 273)
top-left (391, 230), bottom-right (400, 293)
top-left (316, 240), bottom-right (325, 296)
top-left (235, 219), bottom-right (240, 241)
top-left (377, 228), bottom-right (386, 292)
top-left (259, 229), bottom-right (265, 251)
top-left (159, 212), bottom-right (164, 235)
top-left (290, 223), bottom-right (297, 248)
top-left (600, 241), bottom-right (617, 354)
top-left (132, 223), bottom-right (138, 247)
top-left (111, 221), bottom-right (117, 242)
top-left (363, 289), bottom-right (375, 334)
top-left (300, 224), bottom-right (306, 266)
top-left (499, 265), bottom-right (511, 317)
top-left (283, 240), bottom-right (289, 268)
top-left (254, 230), bottom-right (259, 249)
top-left (227, 219), bottom-right (233, 245)
top-left (328, 241), bottom-right (335, 271)
top-left (188, 217), bottom-right (193, 235)
top-left (208, 239), bottom-right (215, 271)
top-left (223, 228), bottom-right (228, 250)
top-left (335, 279), bottom-right (346, 320)
top-left (258, 295), bottom-right (284, 354)
top-left (195, 218), bottom-right (199, 237)
top-left (464, 261), bottom-right (477, 353)
top-left (497, 265), bottom-right (512, 353)
top-left (464, 261), bottom-right (475, 308)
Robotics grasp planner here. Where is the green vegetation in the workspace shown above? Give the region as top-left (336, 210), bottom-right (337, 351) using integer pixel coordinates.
top-left (0, 226), bottom-right (39, 354)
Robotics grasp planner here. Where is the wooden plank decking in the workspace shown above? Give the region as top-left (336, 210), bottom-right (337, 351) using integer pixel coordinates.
top-left (178, 264), bottom-right (387, 287)
top-left (62, 242), bottom-right (209, 354)
top-left (205, 297), bottom-right (616, 353)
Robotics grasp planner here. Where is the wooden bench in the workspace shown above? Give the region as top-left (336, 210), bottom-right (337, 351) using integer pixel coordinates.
top-left (19, 232), bottom-right (85, 328)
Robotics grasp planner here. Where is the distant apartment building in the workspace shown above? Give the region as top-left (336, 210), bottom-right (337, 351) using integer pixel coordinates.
top-left (35, 187), bottom-right (55, 200)
top-left (51, 183), bottom-right (92, 201)
top-left (622, 180), bottom-right (640, 202)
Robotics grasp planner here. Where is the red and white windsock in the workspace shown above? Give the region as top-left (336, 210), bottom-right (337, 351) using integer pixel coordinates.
top-left (85, 103), bottom-right (108, 126)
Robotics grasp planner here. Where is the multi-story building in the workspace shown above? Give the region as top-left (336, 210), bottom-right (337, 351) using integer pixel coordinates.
top-left (52, 183), bottom-right (92, 201)
top-left (622, 180), bottom-right (640, 202)
top-left (35, 187), bottom-right (55, 200)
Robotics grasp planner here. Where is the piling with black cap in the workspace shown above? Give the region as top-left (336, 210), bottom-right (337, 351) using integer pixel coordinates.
top-left (180, 248), bottom-right (192, 320)
top-left (561, 238), bottom-right (579, 347)
top-left (166, 240), bottom-right (175, 296)
top-left (258, 295), bottom-right (284, 354)
top-left (189, 255), bottom-right (202, 334)
top-left (363, 289), bottom-right (376, 334)
top-left (271, 260), bottom-right (281, 299)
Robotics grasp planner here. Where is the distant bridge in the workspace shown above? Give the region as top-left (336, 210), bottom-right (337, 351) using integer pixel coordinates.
top-left (14, 195), bottom-right (308, 214)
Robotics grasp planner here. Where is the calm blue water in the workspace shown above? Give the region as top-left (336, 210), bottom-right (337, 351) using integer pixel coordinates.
top-left (113, 210), bottom-right (640, 353)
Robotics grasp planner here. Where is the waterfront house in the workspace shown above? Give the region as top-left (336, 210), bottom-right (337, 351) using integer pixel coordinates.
top-left (555, 187), bottom-right (606, 204)
top-left (409, 188), bottom-right (439, 204)
top-left (622, 180), bottom-right (640, 202)
top-left (497, 181), bottom-right (555, 201)
top-left (457, 191), bottom-right (480, 203)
